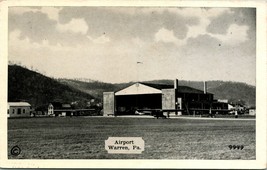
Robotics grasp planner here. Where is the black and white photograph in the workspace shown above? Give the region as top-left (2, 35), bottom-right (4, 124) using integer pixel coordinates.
top-left (0, 0), bottom-right (266, 169)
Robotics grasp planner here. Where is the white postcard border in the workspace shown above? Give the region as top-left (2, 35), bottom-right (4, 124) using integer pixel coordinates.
top-left (0, 0), bottom-right (266, 169)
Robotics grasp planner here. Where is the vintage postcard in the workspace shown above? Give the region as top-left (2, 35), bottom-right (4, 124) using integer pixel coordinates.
top-left (0, 0), bottom-right (266, 169)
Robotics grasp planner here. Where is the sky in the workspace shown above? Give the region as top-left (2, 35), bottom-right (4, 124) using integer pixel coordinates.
top-left (8, 7), bottom-right (256, 85)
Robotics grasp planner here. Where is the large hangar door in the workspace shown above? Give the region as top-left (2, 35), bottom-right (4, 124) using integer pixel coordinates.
top-left (116, 94), bottom-right (162, 115)
top-left (103, 92), bottom-right (115, 116)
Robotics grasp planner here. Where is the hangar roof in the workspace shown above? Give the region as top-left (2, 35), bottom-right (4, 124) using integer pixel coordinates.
top-left (115, 83), bottom-right (162, 96)
top-left (115, 82), bottom-right (211, 96)
top-left (141, 83), bottom-right (174, 90)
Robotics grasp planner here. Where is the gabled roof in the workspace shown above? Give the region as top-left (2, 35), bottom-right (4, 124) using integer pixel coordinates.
top-left (141, 83), bottom-right (174, 90)
top-left (115, 82), bottom-right (212, 95)
top-left (50, 102), bottom-right (73, 110)
top-left (62, 104), bottom-right (71, 108)
top-left (115, 83), bottom-right (162, 96)
top-left (8, 102), bottom-right (31, 107)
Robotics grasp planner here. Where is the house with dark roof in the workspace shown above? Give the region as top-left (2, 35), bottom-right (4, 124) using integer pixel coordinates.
top-left (48, 102), bottom-right (74, 117)
top-left (47, 102), bottom-right (95, 117)
top-left (103, 80), bottom-right (215, 116)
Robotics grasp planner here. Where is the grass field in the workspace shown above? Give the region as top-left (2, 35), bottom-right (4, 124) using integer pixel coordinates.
top-left (8, 117), bottom-right (255, 159)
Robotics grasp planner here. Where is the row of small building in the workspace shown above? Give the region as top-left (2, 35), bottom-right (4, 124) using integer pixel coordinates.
top-left (8, 79), bottom-right (256, 117)
top-left (7, 102), bottom-right (94, 118)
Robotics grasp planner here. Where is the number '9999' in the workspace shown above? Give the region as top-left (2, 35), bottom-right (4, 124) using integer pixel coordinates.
top-left (228, 145), bottom-right (244, 150)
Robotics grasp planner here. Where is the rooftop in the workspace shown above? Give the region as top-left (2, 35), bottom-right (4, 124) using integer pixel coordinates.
top-left (141, 83), bottom-right (174, 90)
top-left (143, 83), bottom-right (211, 94)
top-left (8, 102), bottom-right (31, 107)
top-left (115, 82), bottom-right (212, 96)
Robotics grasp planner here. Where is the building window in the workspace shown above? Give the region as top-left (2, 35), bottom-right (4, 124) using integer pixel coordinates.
top-left (12, 109), bottom-right (15, 114)
top-left (23, 109), bottom-right (25, 114)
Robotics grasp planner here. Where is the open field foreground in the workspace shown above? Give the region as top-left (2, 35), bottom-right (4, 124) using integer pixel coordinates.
top-left (8, 117), bottom-right (255, 159)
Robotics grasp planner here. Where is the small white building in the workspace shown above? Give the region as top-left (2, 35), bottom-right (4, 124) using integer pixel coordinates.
top-left (8, 102), bottom-right (32, 117)
top-left (249, 108), bottom-right (256, 116)
top-left (228, 103), bottom-right (235, 110)
top-left (218, 99), bottom-right (228, 103)
top-left (48, 103), bottom-right (54, 116)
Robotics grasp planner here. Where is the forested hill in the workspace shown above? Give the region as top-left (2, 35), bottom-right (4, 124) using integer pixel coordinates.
top-left (8, 65), bottom-right (95, 108)
top-left (59, 79), bottom-right (256, 107)
top-left (8, 65), bottom-right (255, 108)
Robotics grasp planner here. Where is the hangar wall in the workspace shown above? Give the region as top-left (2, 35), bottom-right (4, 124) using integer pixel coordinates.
top-left (162, 89), bottom-right (176, 111)
top-left (103, 92), bottom-right (115, 116)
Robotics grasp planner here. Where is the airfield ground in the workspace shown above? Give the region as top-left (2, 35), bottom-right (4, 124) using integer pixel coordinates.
top-left (8, 117), bottom-right (255, 159)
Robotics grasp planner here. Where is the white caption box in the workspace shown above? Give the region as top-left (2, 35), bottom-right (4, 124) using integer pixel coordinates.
top-left (105, 137), bottom-right (144, 154)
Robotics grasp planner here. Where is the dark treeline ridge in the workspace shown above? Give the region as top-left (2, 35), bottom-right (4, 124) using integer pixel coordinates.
top-left (59, 79), bottom-right (255, 107)
top-left (8, 65), bottom-right (256, 108)
top-left (8, 65), bottom-right (95, 108)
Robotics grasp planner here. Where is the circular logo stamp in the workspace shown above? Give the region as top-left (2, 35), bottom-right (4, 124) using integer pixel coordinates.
top-left (11, 145), bottom-right (21, 156)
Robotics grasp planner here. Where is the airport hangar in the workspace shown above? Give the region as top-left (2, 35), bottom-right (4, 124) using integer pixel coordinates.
top-left (103, 80), bottom-right (227, 116)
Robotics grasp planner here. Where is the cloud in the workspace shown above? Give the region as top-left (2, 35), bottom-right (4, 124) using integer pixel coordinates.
top-left (154, 27), bottom-right (186, 46)
top-left (184, 8), bottom-right (233, 39)
top-left (9, 10), bottom-right (92, 47)
top-left (206, 8), bottom-right (255, 46)
top-left (106, 7), bottom-right (232, 19)
top-left (56, 18), bottom-right (88, 34)
top-left (41, 7), bottom-right (62, 21)
top-left (167, 8), bottom-right (233, 18)
top-left (9, 27), bottom-right (140, 83)
top-left (211, 24), bottom-right (249, 45)
top-left (9, 11), bottom-right (59, 44)
top-left (9, 29), bottom-right (29, 44)
top-left (9, 7), bottom-right (62, 21)
top-left (150, 8), bottom-right (236, 46)
top-left (102, 8), bottom-right (229, 41)
top-left (186, 17), bottom-right (209, 39)
top-left (8, 7), bottom-right (256, 85)
top-left (58, 7), bottom-right (196, 42)
top-left (187, 34), bottom-right (222, 50)
top-left (87, 34), bottom-right (110, 44)
top-left (155, 28), bottom-right (178, 43)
